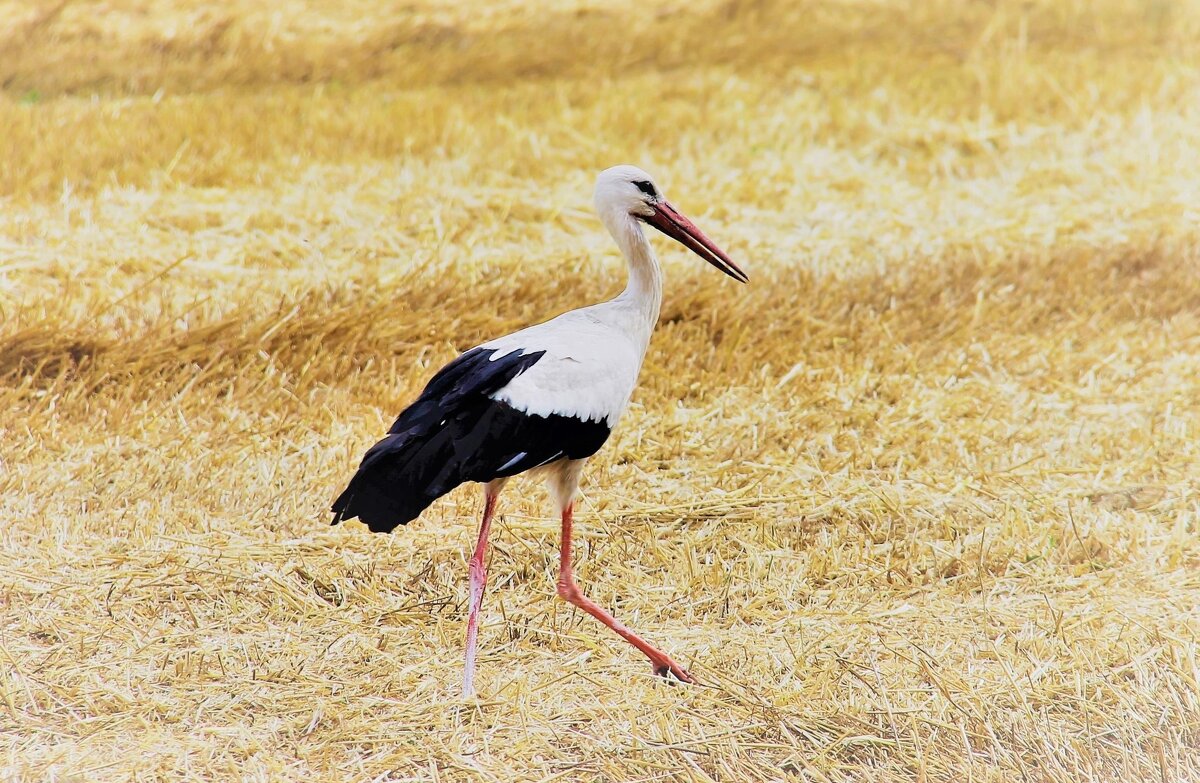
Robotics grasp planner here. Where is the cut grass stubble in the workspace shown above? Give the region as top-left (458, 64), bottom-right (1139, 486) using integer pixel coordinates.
top-left (4, 0), bottom-right (1200, 781)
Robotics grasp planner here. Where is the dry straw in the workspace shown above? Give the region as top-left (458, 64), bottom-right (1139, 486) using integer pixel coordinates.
top-left (3, 0), bottom-right (1200, 780)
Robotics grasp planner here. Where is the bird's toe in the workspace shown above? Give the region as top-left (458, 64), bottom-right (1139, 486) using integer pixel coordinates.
top-left (652, 661), bottom-right (697, 685)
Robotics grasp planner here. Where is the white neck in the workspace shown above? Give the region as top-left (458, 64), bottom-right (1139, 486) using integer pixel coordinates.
top-left (602, 209), bottom-right (663, 344)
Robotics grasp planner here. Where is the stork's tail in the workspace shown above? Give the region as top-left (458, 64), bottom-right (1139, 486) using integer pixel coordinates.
top-left (330, 428), bottom-right (465, 533)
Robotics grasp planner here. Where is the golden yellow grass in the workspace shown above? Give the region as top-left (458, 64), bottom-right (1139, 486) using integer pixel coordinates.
top-left (3, 0), bottom-right (1200, 780)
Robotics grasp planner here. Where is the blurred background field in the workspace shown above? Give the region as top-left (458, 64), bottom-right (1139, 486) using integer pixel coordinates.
top-left (3, 1), bottom-right (1200, 780)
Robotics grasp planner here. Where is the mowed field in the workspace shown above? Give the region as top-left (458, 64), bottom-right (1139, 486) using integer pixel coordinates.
top-left (4, 0), bottom-right (1200, 780)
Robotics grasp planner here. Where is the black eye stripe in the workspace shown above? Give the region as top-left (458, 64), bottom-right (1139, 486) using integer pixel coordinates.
top-left (633, 180), bottom-right (658, 198)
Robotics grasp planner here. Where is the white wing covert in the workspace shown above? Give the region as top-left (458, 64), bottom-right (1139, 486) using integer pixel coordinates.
top-left (481, 310), bottom-right (644, 427)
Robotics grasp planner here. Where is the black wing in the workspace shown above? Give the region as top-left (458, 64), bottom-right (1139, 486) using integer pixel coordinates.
top-left (330, 347), bottom-right (610, 533)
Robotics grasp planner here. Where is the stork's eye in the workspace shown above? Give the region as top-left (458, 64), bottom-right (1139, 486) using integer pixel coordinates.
top-left (633, 180), bottom-right (658, 199)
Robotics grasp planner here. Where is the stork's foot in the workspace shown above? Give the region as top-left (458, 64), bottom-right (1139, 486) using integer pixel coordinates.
top-left (650, 657), bottom-right (697, 685)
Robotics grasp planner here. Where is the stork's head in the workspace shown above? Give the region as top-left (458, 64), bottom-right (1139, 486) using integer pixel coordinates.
top-left (594, 165), bottom-right (748, 284)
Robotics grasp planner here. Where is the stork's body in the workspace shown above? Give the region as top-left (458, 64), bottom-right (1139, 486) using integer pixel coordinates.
top-left (332, 165), bottom-right (747, 696)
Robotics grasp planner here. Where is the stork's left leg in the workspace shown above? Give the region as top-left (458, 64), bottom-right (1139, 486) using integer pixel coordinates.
top-left (555, 502), bottom-right (696, 684)
top-left (462, 485), bottom-right (502, 698)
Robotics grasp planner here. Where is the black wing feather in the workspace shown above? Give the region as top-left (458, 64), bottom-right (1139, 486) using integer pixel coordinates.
top-left (330, 347), bottom-right (610, 533)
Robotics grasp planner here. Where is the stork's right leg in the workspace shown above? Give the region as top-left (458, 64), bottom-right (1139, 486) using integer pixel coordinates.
top-left (462, 488), bottom-right (501, 698)
top-left (555, 502), bottom-right (696, 684)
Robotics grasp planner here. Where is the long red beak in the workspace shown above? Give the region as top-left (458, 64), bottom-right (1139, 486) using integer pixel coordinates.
top-left (642, 201), bottom-right (749, 284)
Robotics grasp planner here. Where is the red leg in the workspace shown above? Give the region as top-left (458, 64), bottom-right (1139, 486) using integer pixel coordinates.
top-left (556, 502), bottom-right (696, 684)
top-left (462, 491), bottom-right (499, 697)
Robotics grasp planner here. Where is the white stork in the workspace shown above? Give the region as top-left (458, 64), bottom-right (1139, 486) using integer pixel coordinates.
top-left (332, 165), bottom-right (747, 697)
